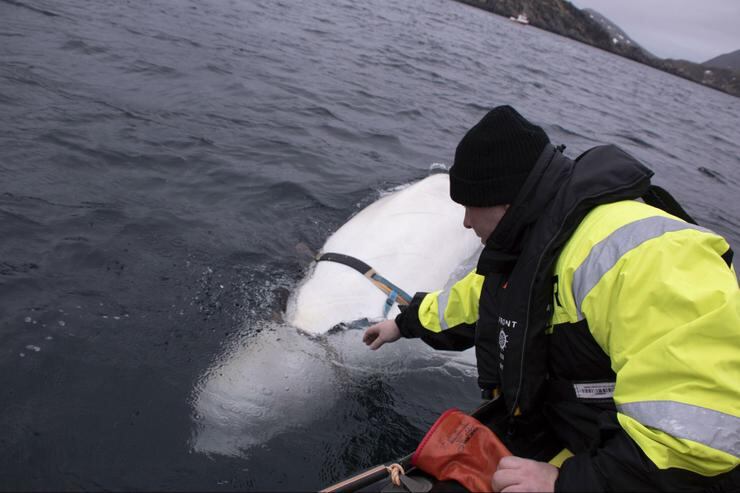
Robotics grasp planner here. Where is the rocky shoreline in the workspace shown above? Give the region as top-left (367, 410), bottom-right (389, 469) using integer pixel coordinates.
top-left (455, 0), bottom-right (740, 98)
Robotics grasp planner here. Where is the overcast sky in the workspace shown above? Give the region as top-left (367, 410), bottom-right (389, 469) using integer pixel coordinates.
top-left (569, 0), bottom-right (739, 62)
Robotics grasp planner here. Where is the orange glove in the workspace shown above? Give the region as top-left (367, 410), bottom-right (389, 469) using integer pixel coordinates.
top-left (411, 408), bottom-right (511, 493)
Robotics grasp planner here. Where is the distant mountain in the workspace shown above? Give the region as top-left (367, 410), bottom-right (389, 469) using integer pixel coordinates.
top-left (454, 0), bottom-right (740, 97)
top-left (703, 49), bottom-right (740, 72)
top-left (581, 8), bottom-right (653, 57)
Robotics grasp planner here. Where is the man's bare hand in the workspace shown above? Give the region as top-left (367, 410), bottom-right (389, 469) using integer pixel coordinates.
top-left (492, 456), bottom-right (558, 492)
top-left (362, 319), bottom-right (401, 350)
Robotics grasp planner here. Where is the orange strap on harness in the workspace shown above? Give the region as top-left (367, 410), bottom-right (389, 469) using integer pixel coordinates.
top-left (411, 408), bottom-right (511, 493)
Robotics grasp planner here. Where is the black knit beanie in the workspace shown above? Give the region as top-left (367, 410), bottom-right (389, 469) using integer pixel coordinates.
top-left (450, 105), bottom-right (550, 206)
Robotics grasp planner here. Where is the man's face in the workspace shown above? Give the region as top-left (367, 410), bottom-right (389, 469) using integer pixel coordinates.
top-left (463, 204), bottom-right (510, 244)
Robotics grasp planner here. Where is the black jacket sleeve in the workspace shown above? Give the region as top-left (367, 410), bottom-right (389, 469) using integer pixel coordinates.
top-left (394, 292), bottom-right (476, 351)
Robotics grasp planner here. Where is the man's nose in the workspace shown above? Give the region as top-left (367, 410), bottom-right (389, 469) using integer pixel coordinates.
top-left (463, 210), bottom-right (471, 229)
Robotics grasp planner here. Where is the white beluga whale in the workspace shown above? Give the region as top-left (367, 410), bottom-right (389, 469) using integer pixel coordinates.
top-left (190, 174), bottom-right (482, 457)
top-left (286, 173), bottom-right (482, 333)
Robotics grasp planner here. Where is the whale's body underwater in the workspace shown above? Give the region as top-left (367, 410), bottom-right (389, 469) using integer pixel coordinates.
top-left (191, 174), bottom-right (482, 456)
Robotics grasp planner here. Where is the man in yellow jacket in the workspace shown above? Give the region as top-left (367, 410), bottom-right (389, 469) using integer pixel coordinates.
top-left (363, 106), bottom-right (739, 492)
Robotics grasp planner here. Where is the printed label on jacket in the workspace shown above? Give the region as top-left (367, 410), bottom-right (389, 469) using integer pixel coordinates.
top-left (573, 382), bottom-right (615, 399)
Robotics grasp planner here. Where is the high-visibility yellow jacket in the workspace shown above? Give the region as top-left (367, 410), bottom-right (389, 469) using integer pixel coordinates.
top-left (399, 199), bottom-right (739, 490)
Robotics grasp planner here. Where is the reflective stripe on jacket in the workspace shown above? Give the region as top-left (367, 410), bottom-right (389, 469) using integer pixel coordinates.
top-left (417, 269), bottom-right (483, 333)
top-left (412, 200), bottom-right (739, 477)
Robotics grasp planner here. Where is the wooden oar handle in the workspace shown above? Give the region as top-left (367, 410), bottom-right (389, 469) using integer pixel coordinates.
top-left (319, 464), bottom-right (388, 493)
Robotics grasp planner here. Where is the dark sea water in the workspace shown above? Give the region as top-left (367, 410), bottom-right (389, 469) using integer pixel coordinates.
top-left (1, 0), bottom-right (738, 490)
